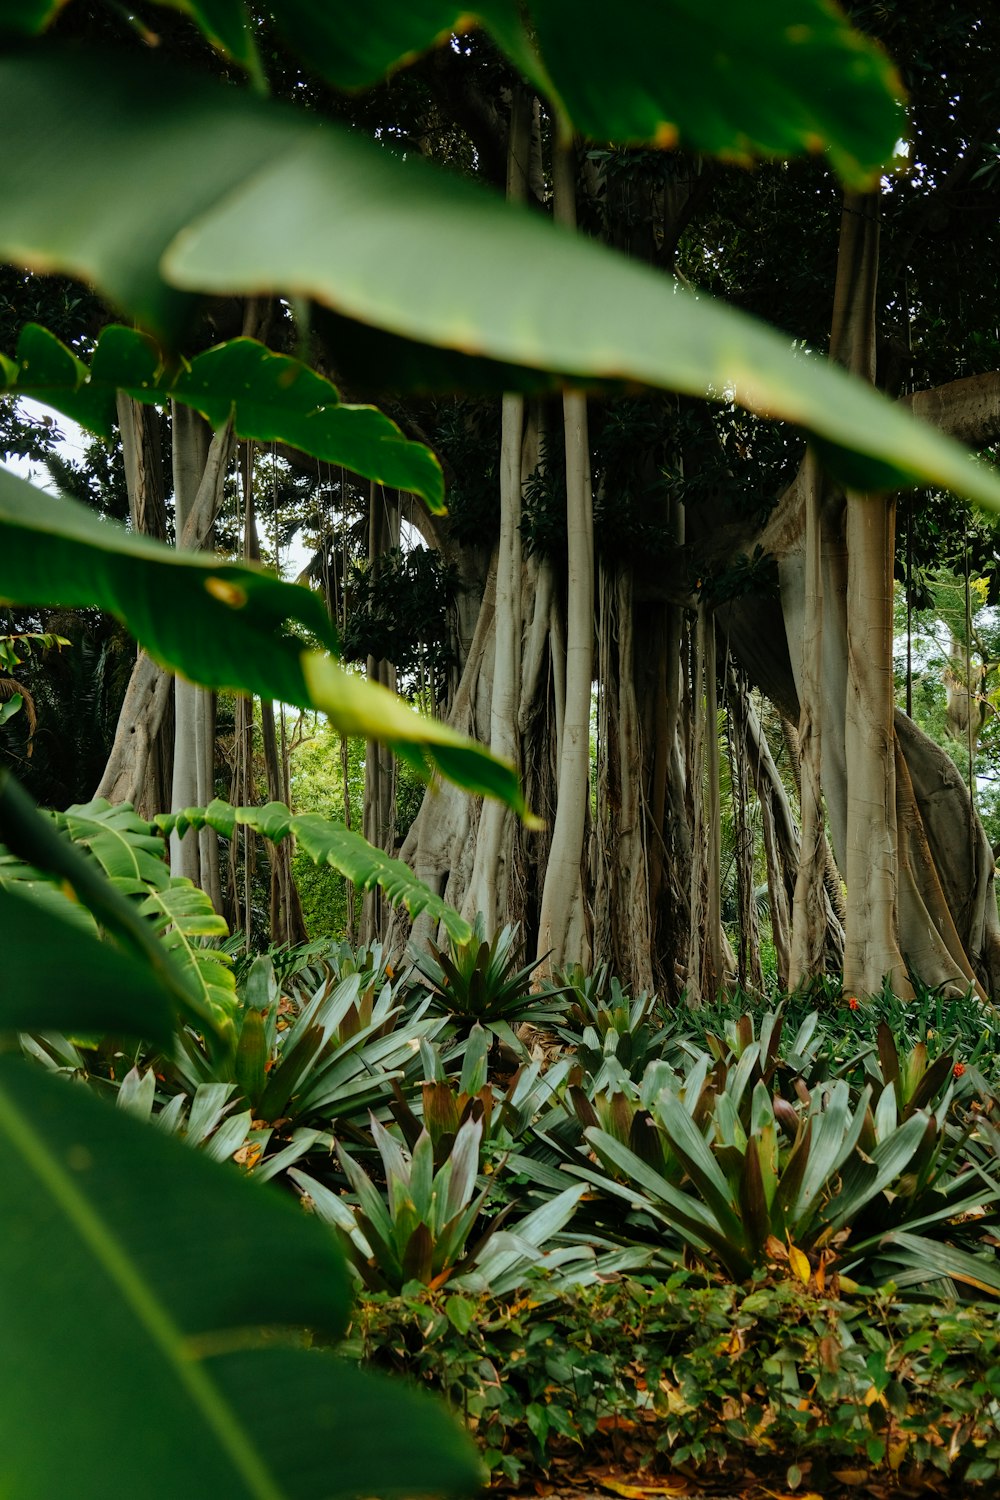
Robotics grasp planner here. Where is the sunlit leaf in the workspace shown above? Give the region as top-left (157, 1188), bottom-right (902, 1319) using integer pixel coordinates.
top-left (302, 653), bottom-right (528, 815)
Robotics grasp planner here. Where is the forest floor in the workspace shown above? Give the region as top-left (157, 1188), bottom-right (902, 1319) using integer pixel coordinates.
top-left (498, 1455), bottom-right (966, 1499)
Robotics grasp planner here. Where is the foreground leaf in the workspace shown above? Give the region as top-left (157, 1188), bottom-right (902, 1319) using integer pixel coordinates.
top-left (3, 325), bottom-right (445, 512)
top-left (23, 0), bottom-right (902, 185)
top-left (0, 472), bottom-right (521, 809)
top-left (0, 770), bottom-right (222, 1041)
top-left (0, 1056), bottom-right (482, 1498)
top-left (302, 654), bottom-right (528, 815)
top-left (1, 50), bottom-right (995, 511)
top-left (527, 0), bottom-right (902, 185)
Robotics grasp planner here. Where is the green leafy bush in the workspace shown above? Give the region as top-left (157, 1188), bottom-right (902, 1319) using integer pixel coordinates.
top-left (345, 1273), bottom-right (1000, 1487)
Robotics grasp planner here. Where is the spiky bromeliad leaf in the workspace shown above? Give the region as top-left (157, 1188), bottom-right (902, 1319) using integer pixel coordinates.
top-left (2, 324), bottom-right (445, 512)
top-left (2, 49), bottom-right (996, 512)
top-left (157, 799), bottom-right (473, 946)
top-left (0, 1055), bottom-right (483, 1498)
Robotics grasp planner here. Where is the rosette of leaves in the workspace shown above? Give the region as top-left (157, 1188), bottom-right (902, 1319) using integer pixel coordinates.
top-left (390, 1023), bottom-right (576, 1171)
top-left (554, 962), bottom-right (676, 1080)
top-left (170, 957), bottom-right (447, 1166)
top-left (696, 1005), bottom-right (825, 1099)
top-left (571, 1070), bottom-right (992, 1283)
top-left (291, 1113), bottom-right (599, 1296)
top-left (410, 914), bottom-right (570, 1042)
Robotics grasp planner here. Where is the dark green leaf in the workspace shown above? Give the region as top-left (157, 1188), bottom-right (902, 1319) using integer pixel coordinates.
top-left (0, 1056), bottom-right (479, 1497)
top-left (0, 466), bottom-right (335, 702)
top-left (0, 0), bottom-right (65, 36)
top-left (526, 0), bottom-right (903, 187)
top-left (0, 770), bottom-right (222, 1042)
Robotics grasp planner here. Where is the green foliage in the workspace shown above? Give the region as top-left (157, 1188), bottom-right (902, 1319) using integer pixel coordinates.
top-left (3, 47), bottom-right (1000, 508)
top-left (0, 796), bottom-right (238, 1032)
top-left (345, 1274), bottom-right (1000, 1485)
top-left (0, 1053), bottom-right (482, 1500)
top-left (411, 914), bottom-right (570, 1039)
top-left (1, 323), bottom-right (445, 511)
top-left (49, 0), bottom-right (904, 187)
top-left (173, 955), bottom-right (446, 1140)
top-left (157, 797), bottom-right (473, 944)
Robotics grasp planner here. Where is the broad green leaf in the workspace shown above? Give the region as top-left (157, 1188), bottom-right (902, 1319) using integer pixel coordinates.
top-left (138, 883), bottom-right (237, 1024)
top-left (0, 0), bottom-right (66, 35)
top-left (2, 325), bottom-right (445, 512)
top-left (3, 796), bottom-right (237, 1027)
top-left (179, 0), bottom-right (262, 76)
top-left (525, 0), bottom-right (902, 186)
top-left (0, 1057), bottom-right (480, 1498)
top-left (1, 50), bottom-right (990, 508)
top-left (265, 0), bottom-right (492, 91)
top-left (114, 0), bottom-right (900, 185)
top-left (155, 798), bottom-right (475, 944)
top-left (0, 884), bottom-right (175, 1044)
top-left (0, 471), bottom-right (520, 810)
top-left (0, 466), bottom-right (336, 703)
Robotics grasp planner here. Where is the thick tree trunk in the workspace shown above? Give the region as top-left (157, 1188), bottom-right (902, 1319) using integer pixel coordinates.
top-left (361, 482), bottom-right (400, 945)
top-left (95, 397), bottom-right (172, 817)
top-left (593, 564), bottom-right (653, 993)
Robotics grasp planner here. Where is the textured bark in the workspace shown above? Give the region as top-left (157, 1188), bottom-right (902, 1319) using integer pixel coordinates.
top-left (593, 565), bottom-right (653, 994)
top-left (463, 86), bottom-right (532, 933)
top-left (360, 482), bottom-right (400, 945)
top-left (831, 193), bottom-right (909, 996)
top-left (167, 406), bottom-right (235, 902)
top-left (96, 398), bottom-right (172, 817)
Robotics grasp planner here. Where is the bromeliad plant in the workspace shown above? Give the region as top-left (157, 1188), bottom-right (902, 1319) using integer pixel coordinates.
top-left (291, 1112), bottom-right (600, 1296)
top-left (410, 915), bottom-right (570, 1044)
top-left (574, 1065), bottom-right (1000, 1286)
